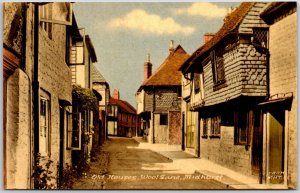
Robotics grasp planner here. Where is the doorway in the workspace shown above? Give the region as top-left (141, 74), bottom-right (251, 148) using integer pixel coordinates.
top-left (268, 109), bottom-right (285, 184)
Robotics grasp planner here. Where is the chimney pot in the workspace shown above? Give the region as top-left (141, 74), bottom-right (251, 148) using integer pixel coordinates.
top-left (169, 40), bottom-right (175, 53)
top-left (203, 33), bottom-right (215, 44)
top-left (112, 89), bottom-right (120, 100)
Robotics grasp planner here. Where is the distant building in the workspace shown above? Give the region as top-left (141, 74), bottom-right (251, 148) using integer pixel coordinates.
top-left (68, 28), bottom-right (102, 164)
top-left (107, 89), bottom-right (140, 137)
top-left (136, 41), bottom-right (189, 144)
top-left (91, 64), bottom-right (110, 146)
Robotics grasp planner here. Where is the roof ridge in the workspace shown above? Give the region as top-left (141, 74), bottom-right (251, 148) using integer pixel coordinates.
top-left (142, 44), bottom-right (188, 86)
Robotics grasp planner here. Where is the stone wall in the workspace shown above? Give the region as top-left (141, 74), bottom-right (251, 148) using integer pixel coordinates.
top-left (268, 12), bottom-right (297, 188)
top-left (38, 3), bottom-right (73, 179)
top-left (6, 69), bottom-right (31, 189)
top-left (3, 2), bottom-right (24, 54)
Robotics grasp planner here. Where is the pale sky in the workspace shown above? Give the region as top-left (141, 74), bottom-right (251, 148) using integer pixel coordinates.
top-left (73, 2), bottom-right (241, 107)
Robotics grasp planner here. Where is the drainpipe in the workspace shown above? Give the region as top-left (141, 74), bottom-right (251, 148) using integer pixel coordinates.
top-left (33, 2), bottom-right (40, 167)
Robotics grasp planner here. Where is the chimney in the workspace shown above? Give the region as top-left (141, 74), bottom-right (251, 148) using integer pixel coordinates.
top-left (203, 33), bottom-right (215, 44)
top-left (169, 40), bottom-right (175, 53)
top-left (144, 53), bottom-right (152, 81)
top-left (112, 89), bottom-right (120, 100)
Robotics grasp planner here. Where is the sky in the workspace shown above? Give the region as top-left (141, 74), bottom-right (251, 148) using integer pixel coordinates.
top-left (73, 2), bottom-right (241, 107)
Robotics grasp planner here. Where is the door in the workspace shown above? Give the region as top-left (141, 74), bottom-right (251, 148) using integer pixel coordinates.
top-left (251, 110), bottom-right (263, 183)
top-left (268, 110), bottom-right (285, 184)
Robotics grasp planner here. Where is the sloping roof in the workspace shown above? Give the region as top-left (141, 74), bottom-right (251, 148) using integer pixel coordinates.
top-left (142, 45), bottom-right (189, 87)
top-left (179, 2), bottom-right (254, 72)
top-left (109, 98), bottom-right (136, 114)
top-left (85, 35), bottom-right (97, 63)
top-left (91, 64), bottom-right (106, 83)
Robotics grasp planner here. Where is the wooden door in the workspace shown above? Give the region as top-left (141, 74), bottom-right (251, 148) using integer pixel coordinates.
top-left (251, 110), bottom-right (263, 183)
top-left (268, 110), bottom-right (285, 184)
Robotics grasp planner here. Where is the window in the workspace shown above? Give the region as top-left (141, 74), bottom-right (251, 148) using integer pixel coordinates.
top-left (186, 103), bottom-right (195, 148)
top-left (194, 73), bottom-right (200, 93)
top-left (70, 112), bottom-right (81, 150)
top-left (202, 118), bottom-right (208, 137)
top-left (253, 28), bottom-right (268, 48)
top-left (210, 116), bottom-right (221, 137)
top-left (211, 49), bottom-right (226, 87)
top-left (234, 110), bottom-right (248, 145)
top-left (39, 4), bottom-right (53, 39)
top-left (40, 97), bottom-right (50, 155)
top-left (66, 112), bottom-right (73, 149)
top-left (221, 110), bottom-right (234, 126)
top-left (160, 114), bottom-right (168, 125)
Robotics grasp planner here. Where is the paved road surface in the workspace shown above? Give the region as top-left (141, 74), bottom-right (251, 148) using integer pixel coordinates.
top-left (73, 137), bottom-right (228, 189)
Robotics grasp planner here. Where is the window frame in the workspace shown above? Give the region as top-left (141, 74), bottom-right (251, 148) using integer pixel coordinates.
top-left (210, 116), bottom-right (221, 138)
top-left (159, 114), bottom-right (168, 125)
top-left (201, 118), bottom-right (208, 138)
top-left (39, 96), bottom-right (50, 156)
top-left (211, 49), bottom-right (226, 90)
top-left (39, 4), bottom-right (53, 40)
top-left (234, 110), bottom-right (248, 145)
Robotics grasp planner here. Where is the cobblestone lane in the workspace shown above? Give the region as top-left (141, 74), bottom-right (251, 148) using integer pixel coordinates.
top-left (72, 137), bottom-right (228, 189)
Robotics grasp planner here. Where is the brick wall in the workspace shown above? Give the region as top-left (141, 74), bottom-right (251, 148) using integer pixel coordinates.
top-left (268, 12), bottom-right (297, 188)
top-left (200, 119), bottom-right (254, 177)
top-left (168, 111), bottom-right (181, 145)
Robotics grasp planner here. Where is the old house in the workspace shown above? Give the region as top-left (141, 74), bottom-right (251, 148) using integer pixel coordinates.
top-left (180, 34), bottom-right (215, 156)
top-left (91, 64), bottom-right (110, 146)
top-left (4, 2), bottom-right (76, 188)
top-left (136, 41), bottom-right (189, 144)
top-left (68, 28), bottom-right (101, 164)
top-left (260, 2), bottom-right (297, 188)
top-left (107, 89), bottom-right (139, 137)
top-left (179, 2), bottom-right (270, 185)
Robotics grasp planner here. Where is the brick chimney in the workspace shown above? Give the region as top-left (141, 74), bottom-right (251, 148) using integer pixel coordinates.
top-left (144, 53), bottom-right (152, 81)
top-left (112, 89), bottom-right (120, 100)
top-left (203, 33), bottom-right (215, 44)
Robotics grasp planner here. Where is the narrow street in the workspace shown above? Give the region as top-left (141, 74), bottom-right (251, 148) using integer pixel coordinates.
top-left (72, 137), bottom-right (228, 189)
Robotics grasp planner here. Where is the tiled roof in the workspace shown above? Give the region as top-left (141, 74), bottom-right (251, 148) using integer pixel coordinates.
top-left (179, 2), bottom-right (253, 72)
top-left (91, 64), bottom-right (106, 83)
top-left (142, 45), bottom-right (189, 87)
top-left (109, 98), bottom-right (136, 114)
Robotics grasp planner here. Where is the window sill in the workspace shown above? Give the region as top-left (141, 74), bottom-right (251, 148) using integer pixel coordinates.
top-left (201, 135), bottom-right (208, 139)
top-left (213, 81), bottom-right (227, 91)
top-left (209, 135), bottom-right (221, 139)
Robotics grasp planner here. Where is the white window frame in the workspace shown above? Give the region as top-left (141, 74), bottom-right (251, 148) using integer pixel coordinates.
top-left (40, 97), bottom-right (50, 156)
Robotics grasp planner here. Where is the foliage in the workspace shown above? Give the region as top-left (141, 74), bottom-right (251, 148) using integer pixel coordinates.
top-left (57, 164), bottom-right (77, 189)
top-left (72, 84), bottom-right (98, 111)
top-left (72, 152), bottom-right (90, 177)
top-left (32, 153), bottom-right (56, 189)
